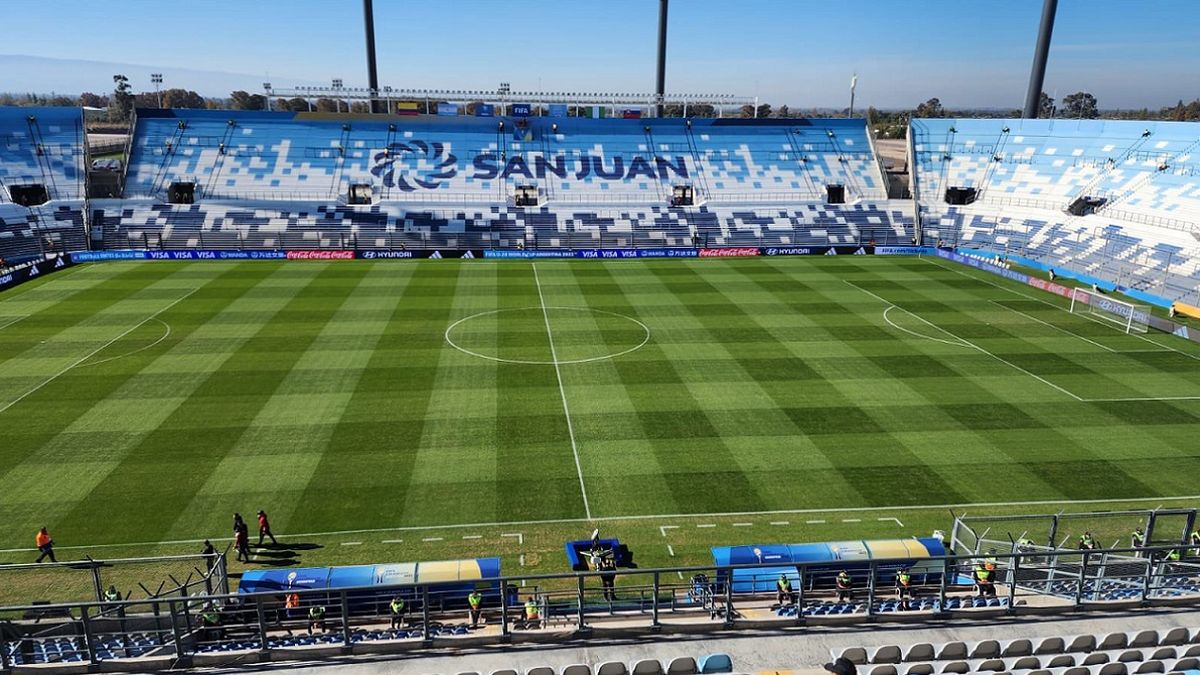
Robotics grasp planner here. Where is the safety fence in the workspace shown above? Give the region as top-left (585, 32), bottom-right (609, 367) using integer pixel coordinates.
top-left (3, 546), bottom-right (1200, 670)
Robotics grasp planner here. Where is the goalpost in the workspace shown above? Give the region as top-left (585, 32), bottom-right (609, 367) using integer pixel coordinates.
top-left (1068, 287), bottom-right (1151, 334)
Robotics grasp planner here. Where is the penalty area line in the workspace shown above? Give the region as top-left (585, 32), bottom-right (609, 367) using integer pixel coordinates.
top-left (845, 279), bottom-right (1084, 401)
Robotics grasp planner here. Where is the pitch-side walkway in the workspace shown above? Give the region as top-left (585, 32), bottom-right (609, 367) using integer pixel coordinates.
top-left (241, 608), bottom-right (1200, 675)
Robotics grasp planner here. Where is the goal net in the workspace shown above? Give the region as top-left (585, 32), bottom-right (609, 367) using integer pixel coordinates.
top-left (1069, 288), bottom-right (1151, 334)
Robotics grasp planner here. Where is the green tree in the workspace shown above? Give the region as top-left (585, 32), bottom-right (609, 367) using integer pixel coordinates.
top-left (1061, 91), bottom-right (1098, 119)
top-left (1038, 91), bottom-right (1055, 118)
top-left (79, 92), bottom-right (107, 109)
top-left (914, 97), bottom-right (944, 118)
top-left (775, 104), bottom-right (790, 119)
top-left (739, 104), bottom-right (755, 118)
top-left (230, 90), bottom-right (267, 111)
top-left (110, 74), bottom-right (133, 122)
top-left (161, 88), bottom-right (206, 109)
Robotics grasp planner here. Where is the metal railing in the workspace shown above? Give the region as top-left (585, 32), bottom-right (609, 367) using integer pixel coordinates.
top-left (3, 545), bottom-right (1199, 669)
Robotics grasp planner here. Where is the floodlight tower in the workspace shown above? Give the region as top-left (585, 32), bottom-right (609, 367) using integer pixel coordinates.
top-left (151, 73), bottom-right (163, 108)
top-left (1023, 0), bottom-right (1058, 118)
top-left (363, 0), bottom-right (381, 113)
top-left (655, 0), bottom-right (668, 117)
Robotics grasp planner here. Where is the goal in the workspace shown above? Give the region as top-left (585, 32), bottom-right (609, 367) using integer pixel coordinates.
top-left (1069, 287), bottom-right (1150, 334)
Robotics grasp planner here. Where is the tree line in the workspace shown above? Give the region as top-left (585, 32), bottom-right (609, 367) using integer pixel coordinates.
top-left (3, 79), bottom-right (1200, 132)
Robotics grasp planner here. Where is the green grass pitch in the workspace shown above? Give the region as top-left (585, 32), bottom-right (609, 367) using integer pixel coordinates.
top-left (1, 255), bottom-right (1198, 596)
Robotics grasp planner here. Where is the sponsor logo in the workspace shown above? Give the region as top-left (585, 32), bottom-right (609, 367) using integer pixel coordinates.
top-left (428, 251), bottom-right (443, 259)
top-left (285, 250), bottom-right (355, 260)
top-left (824, 247), bottom-right (838, 256)
top-left (461, 250), bottom-right (475, 259)
top-left (360, 250), bottom-right (416, 259)
top-left (852, 247), bottom-right (867, 255)
top-left (762, 247), bottom-right (813, 256)
top-left (699, 247), bottom-right (759, 258)
top-left (575, 249), bottom-right (639, 259)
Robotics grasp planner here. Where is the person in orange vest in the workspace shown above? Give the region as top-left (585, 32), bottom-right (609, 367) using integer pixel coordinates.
top-left (256, 510), bottom-right (278, 546)
top-left (283, 592), bottom-right (301, 635)
top-left (35, 527), bottom-right (56, 563)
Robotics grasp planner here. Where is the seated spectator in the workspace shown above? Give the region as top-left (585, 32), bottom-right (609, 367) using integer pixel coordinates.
top-left (835, 570), bottom-right (853, 602)
top-left (894, 568), bottom-right (913, 610)
top-left (973, 562), bottom-right (996, 598)
top-left (307, 605), bottom-right (326, 634)
top-left (775, 574), bottom-right (796, 606)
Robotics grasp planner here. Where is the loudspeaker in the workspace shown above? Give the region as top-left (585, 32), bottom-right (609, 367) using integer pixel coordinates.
top-left (514, 185), bottom-right (538, 207)
top-left (167, 182), bottom-right (195, 205)
top-left (944, 186), bottom-right (977, 205)
top-left (9, 184), bottom-right (49, 207)
top-left (347, 183), bottom-right (373, 205)
top-left (825, 184), bottom-right (845, 204)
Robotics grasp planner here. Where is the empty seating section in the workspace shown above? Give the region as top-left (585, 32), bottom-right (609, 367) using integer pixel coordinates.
top-left (833, 628), bottom-right (1200, 675)
top-left (913, 118), bottom-right (1200, 301)
top-left (0, 106), bottom-right (86, 202)
top-left (124, 110), bottom-right (888, 204)
top-left (96, 200), bottom-right (914, 251)
top-left (0, 107), bottom-right (87, 261)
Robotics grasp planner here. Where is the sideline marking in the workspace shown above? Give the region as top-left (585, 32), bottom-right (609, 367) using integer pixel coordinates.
top-left (462, 535), bottom-right (482, 540)
top-left (732, 522), bottom-right (753, 527)
top-left (697, 524), bottom-right (716, 529)
top-left (667, 545), bottom-right (676, 557)
top-left (842, 518), bottom-right (862, 523)
top-left (806, 519), bottom-right (827, 524)
top-left (0, 288), bottom-right (199, 416)
top-left (532, 263), bottom-right (593, 521)
top-left (659, 525), bottom-right (679, 537)
top-left (381, 539), bottom-right (404, 544)
top-left (502, 532), bottom-right (524, 546)
top-left (76, 319), bottom-right (173, 368)
top-left (444, 306), bottom-right (651, 366)
top-left (878, 517), bottom-right (905, 527)
top-left (7, 494), bottom-right (1200, 554)
top-left (988, 299), bottom-right (1118, 353)
top-left (421, 537), bottom-right (443, 543)
top-left (846, 279), bottom-right (1084, 401)
top-left (340, 541), bottom-right (362, 547)
top-left (770, 521), bottom-right (789, 526)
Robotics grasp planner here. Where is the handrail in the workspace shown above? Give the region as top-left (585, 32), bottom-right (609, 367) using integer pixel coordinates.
top-left (0, 541), bottom-right (1191, 614)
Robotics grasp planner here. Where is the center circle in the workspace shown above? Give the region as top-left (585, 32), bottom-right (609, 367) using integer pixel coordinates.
top-left (444, 306), bottom-right (651, 365)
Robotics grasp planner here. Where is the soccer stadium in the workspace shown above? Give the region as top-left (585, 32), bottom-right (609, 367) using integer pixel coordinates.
top-left (2, 1), bottom-right (1200, 674)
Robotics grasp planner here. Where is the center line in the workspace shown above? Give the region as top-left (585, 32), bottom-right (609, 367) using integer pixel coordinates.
top-left (532, 263), bottom-right (592, 520)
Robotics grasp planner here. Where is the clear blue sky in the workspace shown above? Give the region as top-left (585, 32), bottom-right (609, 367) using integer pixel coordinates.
top-left (2, 0), bottom-right (1197, 109)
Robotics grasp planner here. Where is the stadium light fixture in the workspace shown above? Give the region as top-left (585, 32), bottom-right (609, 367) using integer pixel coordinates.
top-left (151, 73), bottom-right (163, 108)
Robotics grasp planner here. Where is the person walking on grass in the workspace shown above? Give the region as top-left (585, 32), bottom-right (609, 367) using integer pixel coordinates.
top-left (234, 522), bottom-right (251, 563)
top-left (256, 510), bottom-right (278, 546)
top-left (35, 527), bottom-right (56, 563)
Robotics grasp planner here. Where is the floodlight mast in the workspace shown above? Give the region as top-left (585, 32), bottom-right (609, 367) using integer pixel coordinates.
top-left (363, 0), bottom-right (381, 113)
top-left (655, 0), bottom-right (668, 118)
top-left (1023, 0), bottom-right (1058, 118)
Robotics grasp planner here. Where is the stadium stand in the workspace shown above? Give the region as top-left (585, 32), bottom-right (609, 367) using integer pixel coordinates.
top-left (94, 109), bottom-right (913, 250)
top-left (831, 627), bottom-right (1200, 675)
top-left (0, 107), bottom-right (88, 262)
top-left (912, 118), bottom-right (1200, 302)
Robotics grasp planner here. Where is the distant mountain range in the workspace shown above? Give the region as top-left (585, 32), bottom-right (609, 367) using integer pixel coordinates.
top-left (0, 54), bottom-right (323, 97)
